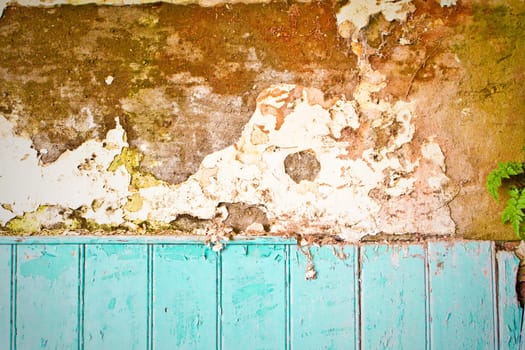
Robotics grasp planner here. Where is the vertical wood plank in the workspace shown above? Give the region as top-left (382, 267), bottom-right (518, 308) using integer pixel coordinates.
top-left (153, 244), bottom-right (217, 350)
top-left (16, 244), bottom-right (80, 349)
top-left (84, 244), bottom-right (147, 350)
top-left (497, 250), bottom-right (522, 350)
top-left (290, 245), bottom-right (358, 350)
top-left (0, 245), bottom-right (11, 349)
top-left (221, 244), bottom-right (286, 349)
top-left (360, 244), bottom-right (427, 349)
top-left (428, 241), bottom-right (496, 350)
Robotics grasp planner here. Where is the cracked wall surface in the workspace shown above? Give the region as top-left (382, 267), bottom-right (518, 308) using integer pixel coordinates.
top-left (0, 0), bottom-right (524, 240)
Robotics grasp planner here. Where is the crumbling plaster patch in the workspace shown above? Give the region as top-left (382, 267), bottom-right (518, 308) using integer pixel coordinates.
top-left (0, 115), bottom-right (130, 226)
top-left (8, 0), bottom-right (521, 238)
top-left (336, 0), bottom-right (416, 39)
top-left (0, 60), bottom-right (455, 239)
top-left (0, 3), bottom-right (358, 186)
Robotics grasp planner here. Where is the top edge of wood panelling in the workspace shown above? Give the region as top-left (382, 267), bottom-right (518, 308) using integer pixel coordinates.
top-left (0, 235), bottom-right (515, 247)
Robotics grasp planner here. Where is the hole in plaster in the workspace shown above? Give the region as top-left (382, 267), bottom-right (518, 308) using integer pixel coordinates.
top-left (169, 214), bottom-right (208, 232)
top-left (284, 149), bottom-right (321, 183)
top-left (221, 202), bottom-right (270, 233)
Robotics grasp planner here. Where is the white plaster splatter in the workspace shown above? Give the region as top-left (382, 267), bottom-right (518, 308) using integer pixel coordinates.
top-left (0, 0), bottom-right (6, 18)
top-left (0, 115), bottom-right (130, 226)
top-left (0, 41), bottom-right (455, 240)
top-left (0, 61), bottom-right (455, 239)
top-left (422, 138), bottom-right (446, 171)
top-left (336, 0), bottom-right (416, 39)
top-left (122, 69), bottom-right (453, 239)
top-left (439, 0), bottom-right (457, 7)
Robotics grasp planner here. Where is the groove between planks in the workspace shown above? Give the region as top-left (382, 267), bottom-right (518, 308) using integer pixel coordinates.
top-left (0, 240), bottom-right (520, 350)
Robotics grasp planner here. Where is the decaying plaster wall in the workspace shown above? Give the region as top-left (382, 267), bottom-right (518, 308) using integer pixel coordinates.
top-left (0, 0), bottom-right (524, 240)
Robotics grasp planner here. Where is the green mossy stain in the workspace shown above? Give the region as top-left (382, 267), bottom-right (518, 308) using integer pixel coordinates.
top-left (6, 214), bottom-right (41, 234)
top-left (5, 206), bottom-right (48, 234)
top-left (453, 2), bottom-right (525, 117)
top-left (4, 206), bottom-right (83, 234)
top-left (109, 146), bottom-right (162, 189)
top-left (450, 1), bottom-right (525, 240)
top-left (124, 193), bottom-right (144, 213)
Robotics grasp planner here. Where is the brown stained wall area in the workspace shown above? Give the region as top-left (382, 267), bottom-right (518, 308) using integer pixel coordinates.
top-left (0, 1), bottom-right (524, 239)
top-left (0, 2), bottom-right (358, 184)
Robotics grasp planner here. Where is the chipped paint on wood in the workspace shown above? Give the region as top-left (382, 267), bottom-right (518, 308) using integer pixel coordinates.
top-left (290, 245), bottom-right (358, 349)
top-left (361, 244), bottom-right (426, 349)
top-left (83, 244), bottom-right (148, 349)
top-left (497, 250), bottom-right (522, 349)
top-left (153, 244), bottom-right (217, 348)
top-left (0, 238), bottom-right (521, 348)
top-left (0, 245), bottom-right (10, 349)
top-left (221, 244), bottom-right (286, 348)
top-left (16, 245), bottom-right (79, 349)
top-left (428, 241), bottom-right (497, 349)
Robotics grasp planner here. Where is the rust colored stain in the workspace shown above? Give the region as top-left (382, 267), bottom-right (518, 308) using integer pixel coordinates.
top-left (0, 2), bottom-right (358, 184)
top-left (337, 120), bottom-right (370, 160)
top-left (257, 85), bottom-right (303, 130)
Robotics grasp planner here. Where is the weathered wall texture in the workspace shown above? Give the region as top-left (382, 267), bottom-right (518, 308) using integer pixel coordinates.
top-left (0, 0), bottom-right (523, 240)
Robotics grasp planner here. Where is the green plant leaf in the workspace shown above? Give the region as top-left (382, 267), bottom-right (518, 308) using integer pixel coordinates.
top-left (501, 187), bottom-right (525, 236)
top-left (486, 161), bottom-right (525, 201)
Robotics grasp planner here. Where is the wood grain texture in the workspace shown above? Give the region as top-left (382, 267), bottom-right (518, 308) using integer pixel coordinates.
top-left (83, 244), bottom-right (148, 350)
top-left (153, 244), bottom-right (217, 350)
top-left (290, 245), bottom-right (358, 350)
top-left (428, 241), bottom-right (497, 350)
top-left (16, 244), bottom-right (80, 349)
top-left (360, 244), bottom-right (427, 350)
top-left (221, 244), bottom-right (287, 350)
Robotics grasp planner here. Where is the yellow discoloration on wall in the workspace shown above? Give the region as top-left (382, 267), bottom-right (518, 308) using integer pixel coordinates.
top-left (0, 1), bottom-right (523, 239)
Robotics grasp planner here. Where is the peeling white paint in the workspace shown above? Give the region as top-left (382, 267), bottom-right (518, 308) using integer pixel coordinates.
top-left (422, 138), bottom-right (446, 171)
top-left (0, 115), bottom-right (130, 226)
top-left (0, 0), bottom-right (6, 17)
top-left (336, 0), bottom-right (416, 39)
top-left (439, 0), bottom-right (457, 7)
top-left (0, 57), bottom-right (455, 238)
top-left (0, 0), bottom-right (457, 238)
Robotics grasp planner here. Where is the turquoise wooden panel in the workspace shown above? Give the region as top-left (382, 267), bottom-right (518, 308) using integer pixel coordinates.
top-left (497, 250), bottom-right (522, 349)
top-left (0, 237), bottom-right (523, 350)
top-left (83, 244), bottom-right (148, 350)
top-left (360, 244), bottom-right (427, 350)
top-left (153, 244), bottom-right (217, 350)
top-left (0, 245), bottom-right (11, 349)
top-left (16, 244), bottom-right (80, 349)
top-left (428, 241), bottom-right (497, 350)
top-left (290, 245), bottom-right (358, 350)
top-left (221, 244), bottom-right (286, 349)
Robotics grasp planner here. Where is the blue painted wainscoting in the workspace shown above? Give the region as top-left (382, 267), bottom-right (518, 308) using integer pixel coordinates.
top-left (0, 237), bottom-right (521, 350)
